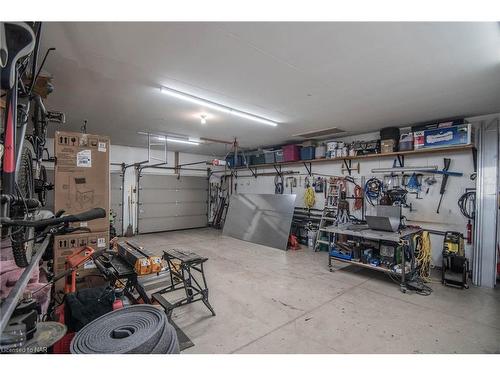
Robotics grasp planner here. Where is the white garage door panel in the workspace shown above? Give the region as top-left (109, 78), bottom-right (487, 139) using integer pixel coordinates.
top-left (138, 216), bottom-right (208, 233)
top-left (139, 189), bottom-right (206, 204)
top-left (139, 175), bottom-right (206, 190)
top-left (138, 174), bottom-right (208, 234)
top-left (140, 202), bottom-right (207, 217)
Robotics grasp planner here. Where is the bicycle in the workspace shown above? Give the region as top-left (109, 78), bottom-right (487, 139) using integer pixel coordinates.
top-left (1, 22), bottom-right (65, 267)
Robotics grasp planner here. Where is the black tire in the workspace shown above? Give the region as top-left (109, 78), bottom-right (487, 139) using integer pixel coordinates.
top-left (11, 143), bottom-right (35, 267)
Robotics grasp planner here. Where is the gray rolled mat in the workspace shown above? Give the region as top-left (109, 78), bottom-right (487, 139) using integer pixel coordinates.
top-left (70, 305), bottom-right (179, 354)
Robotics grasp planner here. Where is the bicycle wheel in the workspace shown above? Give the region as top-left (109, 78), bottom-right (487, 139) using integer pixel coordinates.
top-left (11, 143), bottom-right (35, 267)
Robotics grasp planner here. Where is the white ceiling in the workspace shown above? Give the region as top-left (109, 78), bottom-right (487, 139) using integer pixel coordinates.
top-left (40, 22), bottom-right (500, 155)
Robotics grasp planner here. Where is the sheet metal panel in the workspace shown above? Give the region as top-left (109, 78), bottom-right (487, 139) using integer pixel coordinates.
top-left (138, 174), bottom-right (208, 234)
top-left (222, 193), bottom-right (297, 251)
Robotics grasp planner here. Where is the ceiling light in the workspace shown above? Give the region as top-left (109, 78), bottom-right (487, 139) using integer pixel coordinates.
top-left (160, 86), bottom-right (278, 127)
top-left (200, 114), bottom-right (207, 125)
top-left (166, 137), bottom-right (200, 146)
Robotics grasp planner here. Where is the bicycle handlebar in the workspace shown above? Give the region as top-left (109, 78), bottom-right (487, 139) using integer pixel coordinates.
top-left (0, 208), bottom-right (106, 228)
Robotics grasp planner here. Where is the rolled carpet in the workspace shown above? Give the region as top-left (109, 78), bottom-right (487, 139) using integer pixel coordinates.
top-left (70, 305), bottom-right (179, 354)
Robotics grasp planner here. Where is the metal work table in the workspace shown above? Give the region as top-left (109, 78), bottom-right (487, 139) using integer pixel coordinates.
top-left (322, 224), bottom-right (422, 292)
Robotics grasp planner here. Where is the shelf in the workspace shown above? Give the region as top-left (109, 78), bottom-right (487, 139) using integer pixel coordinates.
top-left (237, 144), bottom-right (474, 170)
top-left (331, 256), bottom-right (401, 276)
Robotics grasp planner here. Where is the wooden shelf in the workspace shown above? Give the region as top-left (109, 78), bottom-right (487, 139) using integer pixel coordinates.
top-left (236, 144), bottom-right (474, 170)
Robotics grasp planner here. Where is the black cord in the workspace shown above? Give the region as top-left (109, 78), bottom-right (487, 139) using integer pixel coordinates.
top-left (458, 191), bottom-right (475, 220)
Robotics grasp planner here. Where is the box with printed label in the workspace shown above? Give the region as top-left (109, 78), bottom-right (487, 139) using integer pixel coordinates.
top-left (53, 231), bottom-right (109, 293)
top-left (423, 124), bottom-right (473, 148)
top-left (54, 131), bottom-right (110, 231)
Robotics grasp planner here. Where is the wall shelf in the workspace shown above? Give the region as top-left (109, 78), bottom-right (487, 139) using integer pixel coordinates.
top-left (235, 144), bottom-right (474, 175)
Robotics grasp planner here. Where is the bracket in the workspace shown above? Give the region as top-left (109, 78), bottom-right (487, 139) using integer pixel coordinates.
top-left (273, 165), bottom-right (283, 178)
top-left (303, 162), bottom-right (312, 177)
top-left (396, 154), bottom-right (405, 168)
top-left (247, 166), bottom-right (258, 178)
top-left (341, 159), bottom-right (360, 176)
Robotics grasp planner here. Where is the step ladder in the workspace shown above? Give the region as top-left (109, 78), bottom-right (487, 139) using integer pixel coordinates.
top-left (314, 180), bottom-right (342, 252)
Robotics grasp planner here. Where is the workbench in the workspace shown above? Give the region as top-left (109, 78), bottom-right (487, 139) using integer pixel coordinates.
top-left (322, 224), bottom-right (422, 292)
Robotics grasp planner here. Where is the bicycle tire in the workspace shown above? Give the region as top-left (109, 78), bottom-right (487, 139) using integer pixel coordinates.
top-left (11, 143), bottom-right (35, 267)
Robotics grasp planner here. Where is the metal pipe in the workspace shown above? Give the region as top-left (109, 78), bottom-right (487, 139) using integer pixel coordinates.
top-left (371, 166), bottom-right (438, 174)
top-left (0, 235), bottom-right (51, 335)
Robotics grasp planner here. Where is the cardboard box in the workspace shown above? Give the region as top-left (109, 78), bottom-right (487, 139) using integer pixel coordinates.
top-left (423, 124), bottom-right (473, 148)
top-left (53, 231), bottom-right (109, 293)
top-left (381, 139), bottom-right (396, 154)
top-left (54, 131), bottom-right (110, 231)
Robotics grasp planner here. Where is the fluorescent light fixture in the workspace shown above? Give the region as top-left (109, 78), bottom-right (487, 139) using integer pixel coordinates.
top-left (166, 137), bottom-right (200, 146)
top-left (160, 86), bottom-right (278, 127)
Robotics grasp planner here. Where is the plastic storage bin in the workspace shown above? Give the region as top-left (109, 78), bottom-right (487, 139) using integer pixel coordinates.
top-left (225, 154), bottom-right (245, 168)
top-left (274, 150), bottom-right (284, 163)
top-left (250, 152), bottom-right (266, 165)
top-left (300, 146), bottom-right (316, 160)
top-left (282, 144), bottom-right (301, 162)
top-left (263, 150), bottom-right (275, 164)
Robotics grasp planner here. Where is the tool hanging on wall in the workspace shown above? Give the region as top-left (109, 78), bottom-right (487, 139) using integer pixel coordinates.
top-left (285, 176), bottom-right (297, 194)
top-left (364, 177), bottom-right (383, 206)
top-left (304, 185), bottom-right (316, 209)
top-left (436, 158), bottom-right (451, 213)
top-left (313, 177), bottom-right (324, 193)
top-left (458, 190), bottom-right (476, 244)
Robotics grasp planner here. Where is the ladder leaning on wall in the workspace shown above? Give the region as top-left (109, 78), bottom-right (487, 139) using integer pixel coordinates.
top-left (314, 179), bottom-right (342, 252)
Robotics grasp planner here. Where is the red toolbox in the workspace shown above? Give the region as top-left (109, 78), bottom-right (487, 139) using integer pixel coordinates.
top-left (282, 144), bottom-right (301, 162)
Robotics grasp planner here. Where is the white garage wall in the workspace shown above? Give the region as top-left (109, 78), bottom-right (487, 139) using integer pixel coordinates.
top-left (229, 130), bottom-right (476, 266)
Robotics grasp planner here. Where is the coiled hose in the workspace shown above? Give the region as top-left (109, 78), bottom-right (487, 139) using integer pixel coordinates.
top-left (304, 186), bottom-right (316, 209)
top-left (414, 231), bottom-right (432, 282)
top-left (364, 177), bottom-right (383, 206)
top-left (70, 305), bottom-right (179, 354)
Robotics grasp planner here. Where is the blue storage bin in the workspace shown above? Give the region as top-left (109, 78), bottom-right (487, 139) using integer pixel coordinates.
top-left (226, 154), bottom-right (245, 168)
top-left (300, 146), bottom-right (316, 160)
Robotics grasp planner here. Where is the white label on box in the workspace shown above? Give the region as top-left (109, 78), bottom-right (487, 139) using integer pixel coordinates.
top-left (98, 142), bottom-right (107, 152)
top-left (76, 149), bottom-right (92, 167)
top-left (97, 237), bottom-right (106, 248)
top-left (83, 260), bottom-right (96, 269)
top-left (80, 221), bottom-right (88, 227)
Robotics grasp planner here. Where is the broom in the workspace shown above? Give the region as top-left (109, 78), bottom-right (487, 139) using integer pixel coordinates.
top-left (124, 187), bottom-right (134, 237)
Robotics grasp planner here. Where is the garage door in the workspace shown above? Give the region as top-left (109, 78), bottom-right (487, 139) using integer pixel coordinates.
top-left (137, 174), bottom-right (208, 234)
top-left (110, 172), bottom-right (123, 236)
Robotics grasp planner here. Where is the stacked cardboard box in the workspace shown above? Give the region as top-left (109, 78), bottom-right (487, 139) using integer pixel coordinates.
top-left (53, 131), bottom-right (110, 292)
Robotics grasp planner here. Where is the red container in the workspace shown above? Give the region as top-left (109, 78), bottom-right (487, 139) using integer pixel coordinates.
top-left (282, 144), bottom-right (301, 162)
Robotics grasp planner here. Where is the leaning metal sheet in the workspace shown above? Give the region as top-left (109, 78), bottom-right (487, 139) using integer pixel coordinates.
top-left (222, 194), bottom-right (297, 251)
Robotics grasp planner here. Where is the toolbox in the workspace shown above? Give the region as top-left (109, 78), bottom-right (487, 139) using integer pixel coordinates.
top-left (300, 146), bottom-right (316, 160)
top-left (282, 144), bottom-right (301, 162)
top-left (329, 248), bottom-right (352, 261)
top-left (423, 124), bottom-right (473, 148)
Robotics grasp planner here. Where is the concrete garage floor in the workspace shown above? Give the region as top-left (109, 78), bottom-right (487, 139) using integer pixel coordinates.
top-left (135, 228), bottom-right (500, 354)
